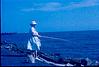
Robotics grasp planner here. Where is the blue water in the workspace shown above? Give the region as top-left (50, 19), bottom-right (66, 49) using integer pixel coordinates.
top-left (1, 30), bottom-right (99, 66)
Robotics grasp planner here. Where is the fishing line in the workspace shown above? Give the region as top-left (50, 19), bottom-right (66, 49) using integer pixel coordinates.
top-left (40, 35), bottom-right (70, 42)
top-left (40, 35), bottom-right (78, 45)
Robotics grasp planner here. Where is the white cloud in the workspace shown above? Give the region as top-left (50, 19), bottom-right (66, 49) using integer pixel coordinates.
top-left (65, 0), bottom-right (99, 9)
top-left (21, 2), bottom-right (62, 11)
top-left (21, 0), bottom-right (99, 12)
top-left (36, 2), bottom-right (62, 11)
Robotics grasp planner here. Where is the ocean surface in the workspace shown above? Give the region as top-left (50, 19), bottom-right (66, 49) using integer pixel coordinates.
top-left (1, 30), bottom-right (99, 66)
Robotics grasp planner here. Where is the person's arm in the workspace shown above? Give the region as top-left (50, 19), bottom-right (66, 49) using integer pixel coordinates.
top-left (31, 27), bottom-right (41, 37)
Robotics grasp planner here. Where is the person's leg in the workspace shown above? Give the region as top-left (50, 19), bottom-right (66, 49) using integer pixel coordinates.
top-left (28, 54), bottom-right (35, 63)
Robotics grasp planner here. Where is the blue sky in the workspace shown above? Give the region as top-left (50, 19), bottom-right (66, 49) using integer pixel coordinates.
top-left (1, 0), bottom-right (99, 33)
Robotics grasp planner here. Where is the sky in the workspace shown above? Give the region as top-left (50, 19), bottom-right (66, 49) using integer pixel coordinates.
top-left (1, 0), bottom-right (99, 33)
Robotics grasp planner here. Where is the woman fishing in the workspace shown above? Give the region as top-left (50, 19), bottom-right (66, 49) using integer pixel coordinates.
top-left (27, 20), bottom-right (41, 63)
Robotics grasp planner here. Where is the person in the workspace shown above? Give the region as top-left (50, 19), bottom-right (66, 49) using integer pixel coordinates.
top-left (27, 20), bottom-right (41, 63)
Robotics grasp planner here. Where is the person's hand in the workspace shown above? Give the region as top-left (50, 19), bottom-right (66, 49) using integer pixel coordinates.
top-left (38, 35), bottom-right (42, 37)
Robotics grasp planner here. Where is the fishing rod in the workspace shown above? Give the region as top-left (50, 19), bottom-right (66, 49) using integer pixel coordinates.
top-left (40, 35), bottom-right (78, 45)
top-left (40, 35), bottom-right (70, 42)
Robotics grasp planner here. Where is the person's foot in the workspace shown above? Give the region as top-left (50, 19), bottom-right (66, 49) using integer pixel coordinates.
top-left (36, 57), bottom-right (41, 61)
top-left (36, 57), bottom-right (39, 59)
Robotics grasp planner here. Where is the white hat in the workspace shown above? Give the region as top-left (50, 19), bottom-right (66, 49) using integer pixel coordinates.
top-left (31, 20), bottom-right (37, 25)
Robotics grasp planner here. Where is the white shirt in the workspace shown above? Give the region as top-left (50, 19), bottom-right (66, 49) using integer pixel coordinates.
top-left (30, 26), bottom-right (41, 50)
top-left (31, 27), bottom-right (39, 36)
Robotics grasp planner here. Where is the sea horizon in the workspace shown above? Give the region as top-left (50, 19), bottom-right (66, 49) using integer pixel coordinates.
top-left (1, 30), bottom-right (99, 34)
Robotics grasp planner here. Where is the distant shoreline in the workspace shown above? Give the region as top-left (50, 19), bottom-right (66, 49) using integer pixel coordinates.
top-left (1, 30), bottom-right (99, 34)
top-left (1, 32), bottom-right (18, 35)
